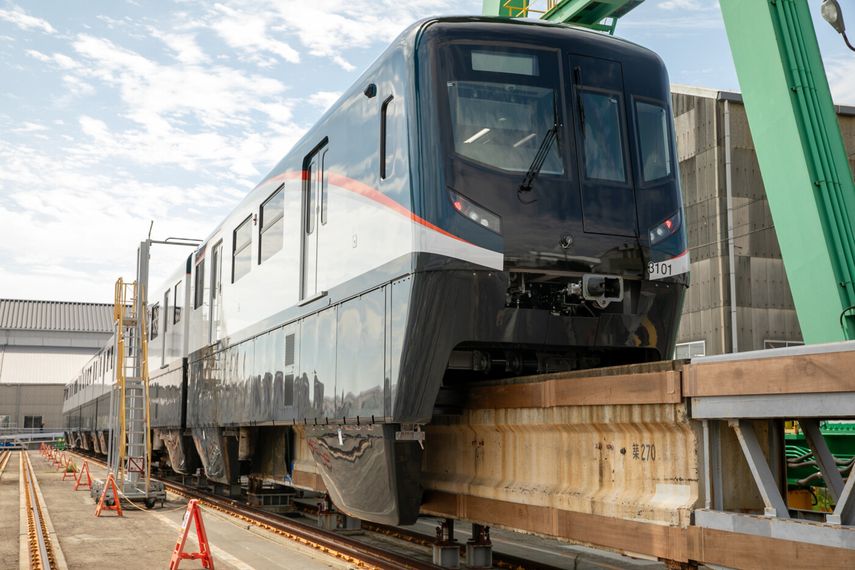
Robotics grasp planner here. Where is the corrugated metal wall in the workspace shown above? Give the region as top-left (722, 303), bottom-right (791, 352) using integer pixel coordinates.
top-left (0, 384), bottom-right (65, 429)
top-left (672, 87), bottom-right (855, 356)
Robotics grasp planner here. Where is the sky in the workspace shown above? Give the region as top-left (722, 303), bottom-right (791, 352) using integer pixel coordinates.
top-left (0, 0), bottom-right (853, 303)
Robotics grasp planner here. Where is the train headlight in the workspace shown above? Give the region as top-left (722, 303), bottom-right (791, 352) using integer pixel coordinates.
top-left (648, 211), bottom-right (681, 245)
top-left (450, 190), bottom-right (502, 234)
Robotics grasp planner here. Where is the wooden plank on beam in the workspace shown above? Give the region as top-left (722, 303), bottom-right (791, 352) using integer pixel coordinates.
top-left (421, 491), bottom-right (855, 567)
top-left (467, 369), bottom-right (682, 409)
top-left (691, 527), bottom-right (855, 568)
top-left (684, 350), bottom-right (855, 397)
top-left (421, 490), bottom-right (691, 562)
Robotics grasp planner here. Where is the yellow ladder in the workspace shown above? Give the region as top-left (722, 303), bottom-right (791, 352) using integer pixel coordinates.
top-left (113, 278), bottom-right (152, 494)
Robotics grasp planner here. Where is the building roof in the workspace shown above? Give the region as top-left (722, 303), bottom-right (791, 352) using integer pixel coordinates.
top-left (670, 83), bottom-right (855, 116)
top-left (0, 299), bottom-right (114, 333)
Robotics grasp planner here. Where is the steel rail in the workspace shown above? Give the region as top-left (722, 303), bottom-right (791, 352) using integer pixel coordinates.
top-left (70, 451), bottom-right (438, 570)
top-left (161, 479), bottom-right (439, 570)
top-left (70, 449), bottom-right (568, 570)
top-left (291, 499), bottom-right (566, 570)
top-left (0, 450), bottom-right (11, 479)
top-left (22, 452), bottom-right (55, 570)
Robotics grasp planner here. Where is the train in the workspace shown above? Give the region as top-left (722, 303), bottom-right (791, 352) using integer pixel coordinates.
top-left (63, 16), bottom-right (688, 526)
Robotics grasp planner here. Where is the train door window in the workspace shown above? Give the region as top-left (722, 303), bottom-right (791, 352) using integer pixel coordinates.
top-left (301, 138), bottom-right (328, 299)
top-left (173, 281), bottom-right (183, 324)
top-left (259, 185), bottom-right (285, 263)
top-left (570, 55), bottom-right (636, 237)
top-left (194, 258), bottom-right (205, 309)
top-left (163, 289), bottom-right (170, 335)
top-left (579, 90), bottom-right (626, 182)
top-left (320, 151), bottom-right (329, 225)
top-left (635, 100), bottom-right (672, 183)
top-left (233, 216), bottom-right (252, 282)
top-left (162, 289), bottom-right (170, 366)
top-left (150, 302), bottom-right (160, 340)
top-left (210, 240), bottom-right (223, 344)
top-left (380, 95), bottom-right (394, 179)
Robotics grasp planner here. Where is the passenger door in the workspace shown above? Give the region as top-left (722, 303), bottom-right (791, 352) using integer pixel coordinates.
top-left (570, 55), bottom-right (638, 237)
top-left (301, 140), bottom-right (328, 300)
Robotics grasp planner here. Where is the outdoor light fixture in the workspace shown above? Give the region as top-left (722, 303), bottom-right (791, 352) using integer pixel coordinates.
top-left (821, 0), bottom-right (855, 52)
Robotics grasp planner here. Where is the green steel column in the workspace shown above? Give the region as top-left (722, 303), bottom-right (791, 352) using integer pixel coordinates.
top-left (720, 0), bottom-right (855, 343)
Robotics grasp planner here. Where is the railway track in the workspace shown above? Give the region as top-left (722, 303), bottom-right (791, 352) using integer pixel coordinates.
top-left (21, 451), bottom-right (57, 570)
top-left (69, 450), bottom-right (565, 570)
top-left (0, 449), bottom-right (12, 479)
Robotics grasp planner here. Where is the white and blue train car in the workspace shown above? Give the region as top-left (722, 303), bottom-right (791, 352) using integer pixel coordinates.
top-left (67, 17), bottom-right (688, 526)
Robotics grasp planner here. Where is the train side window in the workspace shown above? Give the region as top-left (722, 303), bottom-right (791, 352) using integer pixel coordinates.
top-left (173, 281), bottom-right (183, 323)
top-left (150, 303), bottom-right (160, 339)
top-left (194, 259), bottom-right (205, 309)
top-left (380, 95), bottom-right (394, 179)
top-left (579, 90), bottom-right (626, 183)
top-left (635, 100), bottom-right (672, 183)
top-left (233, 215), bottom-right (253, 282)
top-left (259, 185), bottom-right (285, 263)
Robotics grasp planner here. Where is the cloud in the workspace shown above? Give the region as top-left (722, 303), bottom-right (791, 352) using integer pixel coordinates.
top-left (209, 3), bottom-right (300, 66)
top-left (204, 0), bottom-right (468, 70)
top-left (70, 34), bottom-right (290, 130)
top-left (308, 90), bottom-right (342, 111)
top-left (825, 56), bottom-right (855, 106)
top-left (658, 0), bottom-right (715, 11)
top-left (151, 30), bottom-right (209, 65)
top-left (12, 121), bottom-right (47, 133)
top-left (0, 0), bottom-right (482, 304)
top-left (61, 38), bottom-right (305, 177)
top-left (26, 49), bottom-right (79, 69)
top-left (0, 139), bottom-right (240, 302)
top-left (0, 6), bottom-right (56, 34)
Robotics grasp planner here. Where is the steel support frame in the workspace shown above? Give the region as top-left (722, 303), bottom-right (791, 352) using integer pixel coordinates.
top-left (702, 420), bottom-right (723, 511)
top-left (727, 419), bottom-right (789, 518)
top-left (700, 403), bottom-right (855, 527)
top-left (799, 418), bottom-right (845, 501)
top-left (828, 469), bottom-right (855, 525)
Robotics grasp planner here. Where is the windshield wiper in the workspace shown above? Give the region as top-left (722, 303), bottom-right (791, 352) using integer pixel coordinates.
top-left (518, 98), bottom-right (560, 203)
top-left (517, 125), bottom-right (557, 202)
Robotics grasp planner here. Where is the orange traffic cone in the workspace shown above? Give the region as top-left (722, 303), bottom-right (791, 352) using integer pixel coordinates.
top-left (62, 462), bottom-right (78, 481)
top-left (169, 500), bottom-right (214, 569)
top-left (75, 461), bottom-right (92, 491)
top-left (95, 473), bottom-right (123, 517)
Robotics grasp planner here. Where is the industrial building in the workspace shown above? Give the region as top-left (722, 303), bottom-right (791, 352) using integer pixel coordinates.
top-left (672, 85), bottom-right (855, 358)
top-left (0, 299), bottom-right (113, 429)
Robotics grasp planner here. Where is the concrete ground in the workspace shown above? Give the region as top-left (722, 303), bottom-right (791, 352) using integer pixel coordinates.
top-left (15, 451), bottom-right (352, 570)
top-left (0, 451), bottom-right (20, 568)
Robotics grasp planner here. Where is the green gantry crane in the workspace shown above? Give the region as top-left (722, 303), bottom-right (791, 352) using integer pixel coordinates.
top-left (484, 0), bottom-right (855, 344)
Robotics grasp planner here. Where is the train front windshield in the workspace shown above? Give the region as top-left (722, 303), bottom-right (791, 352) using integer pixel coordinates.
top-left (436, 40), bottom-right (684, 261)
top-left (442, 45), bottom-right (564, 175)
